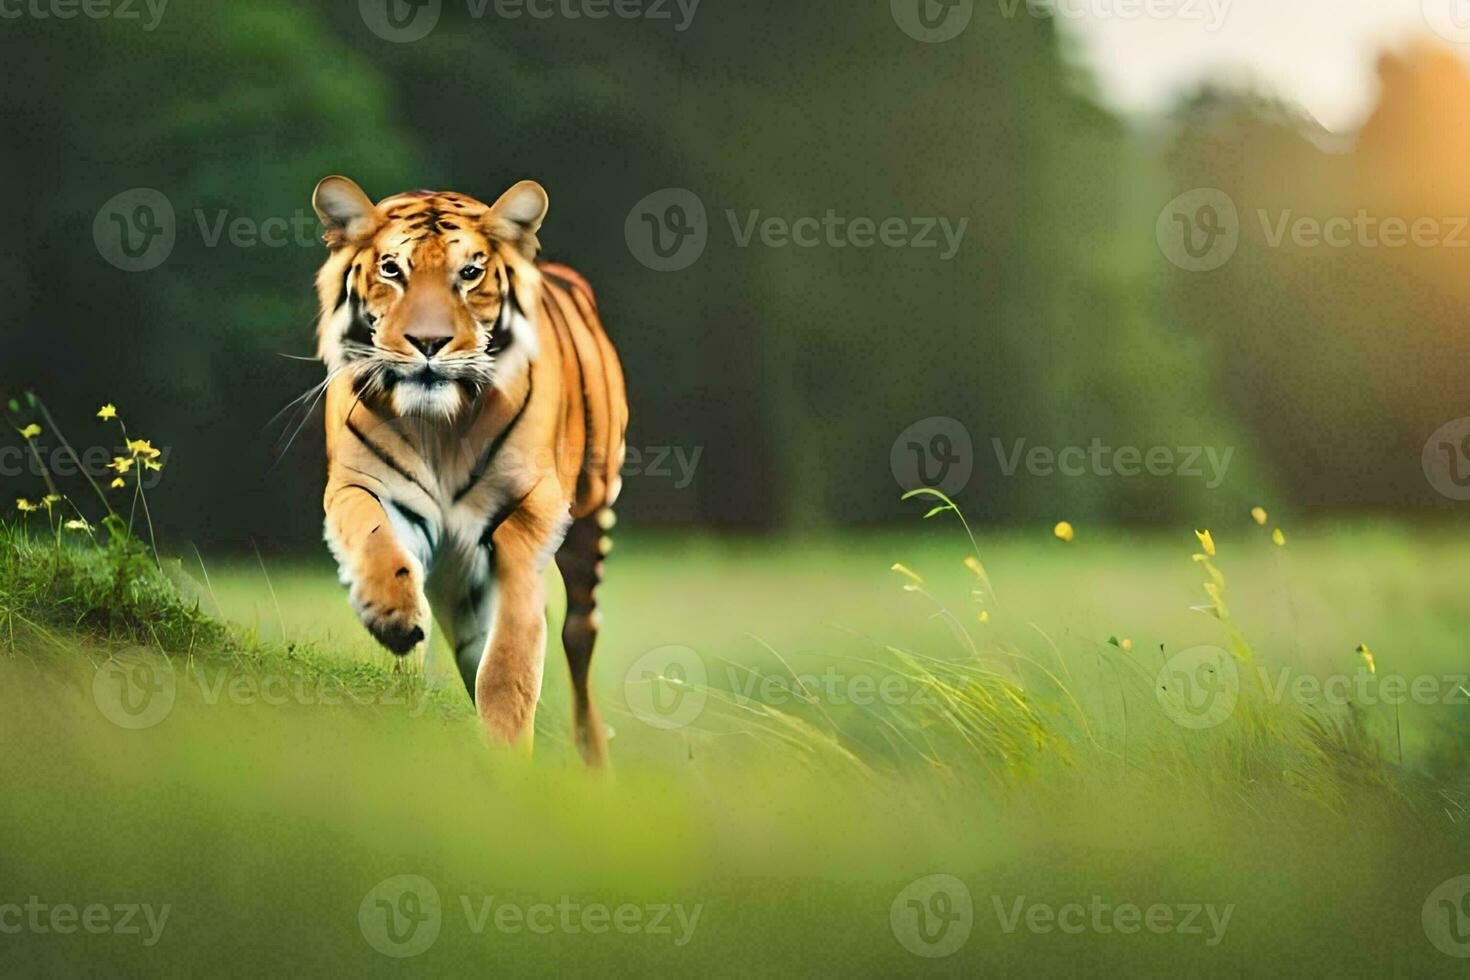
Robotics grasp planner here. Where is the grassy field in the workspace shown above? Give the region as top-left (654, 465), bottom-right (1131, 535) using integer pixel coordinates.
top-left (3, 516), bottom-right (1470, 976)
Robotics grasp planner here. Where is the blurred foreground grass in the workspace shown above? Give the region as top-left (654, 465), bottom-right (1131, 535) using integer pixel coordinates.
top-left (2, 519), bottom-right (1469, 976)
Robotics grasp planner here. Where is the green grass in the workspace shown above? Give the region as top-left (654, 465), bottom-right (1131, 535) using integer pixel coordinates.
top-left (2, 516), bottom-right (1469, 976)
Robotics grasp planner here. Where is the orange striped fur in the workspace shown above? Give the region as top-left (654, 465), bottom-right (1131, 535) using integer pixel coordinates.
top-left (310, 177), bottom-right (626, 764)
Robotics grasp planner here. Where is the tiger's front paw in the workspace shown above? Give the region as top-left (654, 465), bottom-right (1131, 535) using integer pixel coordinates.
top-left (350, 562), bottom-right (429, 655)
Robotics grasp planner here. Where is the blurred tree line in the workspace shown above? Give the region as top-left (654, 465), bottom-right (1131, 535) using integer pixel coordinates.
top-left (0, 2), bottom-right (1456, 548)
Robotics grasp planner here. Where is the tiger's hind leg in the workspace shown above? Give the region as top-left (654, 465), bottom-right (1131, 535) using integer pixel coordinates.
top-left (555, 510), bottom-right (612, 767)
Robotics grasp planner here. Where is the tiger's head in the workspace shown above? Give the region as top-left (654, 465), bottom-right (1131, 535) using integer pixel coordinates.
top-left (311, 176), bottom-right (547, 420)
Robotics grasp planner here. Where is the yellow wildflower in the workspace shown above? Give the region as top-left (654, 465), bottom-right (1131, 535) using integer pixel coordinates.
top-left (1251, 506), bottom-right (1268, 526)
top-left (143, 459), bottom-right (162, 472)
top-left (18, 423), bottom-right (40, 439)
top-left (1357, 644), bottom-right (1376, 675)
top-left (1053, 521), bottom-right (1075, 542)
top-left (97, 404), bottom-right (118, 421)
top-left (1271, 528), bottom-right (1286, 547)
top-left (64, 519), bottom-right (92, 532)
top-left (1121, 638), bottom-right (1133, 652)
top-left (110, 456), bottom-right (134, 474)
top-left (978, 610), bottom-right (990, 624)
top-left (110, 477), bottom-right (125, 489)
top-left (891, 563), bottom-right (925, 591)
top-left (1194, 529), bottom-right (1216, 557)
top-left (126, 439), bottom-right (161, 459)
top-left (15, 498), bottom-right (36, 512)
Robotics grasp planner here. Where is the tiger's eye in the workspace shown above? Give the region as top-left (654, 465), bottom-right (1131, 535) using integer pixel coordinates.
top-left (460, 265), bottom-right (484, 282)
top-left (380, 259), bottom-right (402, 279)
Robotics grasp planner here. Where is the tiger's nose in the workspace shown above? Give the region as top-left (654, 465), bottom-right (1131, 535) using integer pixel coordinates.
top-left (406, 335), bottom-right (451, 359)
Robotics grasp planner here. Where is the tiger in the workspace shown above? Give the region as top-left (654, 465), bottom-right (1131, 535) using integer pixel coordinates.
top-left (309, 175), bottom-right (627, 766)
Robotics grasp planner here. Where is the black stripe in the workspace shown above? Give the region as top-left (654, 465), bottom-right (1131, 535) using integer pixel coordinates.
top-left (452, 373), bottom-right (534, 504)
top-left (479, 488), bottom-right (533, 548)
top-left (339, 472), bottom-right (437, 552)
top-left (345, 418), bottom-right (433, 500)
top-left (344, 288), bottom-right (373, 346)
top-left (393, 501), bottom-right (437, 551)
top-left (486, 265), bottom-right (517, 358)
top-left (331, 482), bottom-right (382, 508)
top-left (544, 288), bottom-right (596, 489)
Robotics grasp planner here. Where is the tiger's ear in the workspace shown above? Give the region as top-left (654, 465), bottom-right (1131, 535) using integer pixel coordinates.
top-left (485, 180), bottom-right (549, 258)
top-left (312, 176), bottom-right (380, 249)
